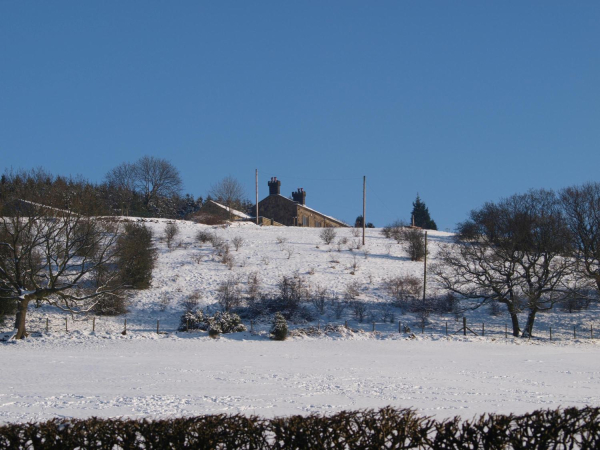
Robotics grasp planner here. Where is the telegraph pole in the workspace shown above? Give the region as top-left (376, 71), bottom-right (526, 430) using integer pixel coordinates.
top-left (362, 176), bottom-right (366, 246)
top-left (423, 230), bottom-right (428, 301)
top-left (255, 169), bottom-right (259, 225)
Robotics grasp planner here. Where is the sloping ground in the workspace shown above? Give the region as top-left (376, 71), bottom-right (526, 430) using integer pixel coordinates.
top-left (1, 220), bottom-right (599, 423)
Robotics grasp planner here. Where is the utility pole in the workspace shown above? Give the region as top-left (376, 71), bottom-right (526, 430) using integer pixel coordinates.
top-left (362, 176), bottom-right (366, 246)
top-left (423, 230), bottom-right (428, 301)
top-left (255, 169), bottom-right (259, 225)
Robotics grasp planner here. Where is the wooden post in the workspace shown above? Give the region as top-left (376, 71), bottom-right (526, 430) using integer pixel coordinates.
top-left (549, 326), bottom-right (552, 341)
top-left (255, 169), bottom-right (259, 225)
top-left (574, 326), bottom-right (576, 339)
top-left (250, 320), bottom-right (254, 332)
top-left (65, 318), bottom-right (68, 333)
top-left (362, 176), bottom-right (366, 246)
top-left (186, 319), bottom-right (189, 332)
top-left (372, 322), bottom-right (375, 332)
top-left (445, 321), bottom-right (448, 336)
top-left (505, 324), bottom-right (508, 339)
top-left (421, 322), bottom-right (424, 334)
top-left (423, 231), bottom-right (428, 302)
top-left (157, 320), bottom-right (160, 334)
top-left (46, 318), bottom-right (49, 333)
top-left (591, 324), bottom-right (593, 339)
top-left (345, 320), bottom-right (348, 329)
top-left (463, 317), bottom-right (467, 337)
top-left (399, 321), bottom-right (401, 333)
top-left (93, 317), bottom-right (96, 333)
top-left (482, 323), bottom-right (485, 337)
top-left (124, 319), bottom-right (127, 333)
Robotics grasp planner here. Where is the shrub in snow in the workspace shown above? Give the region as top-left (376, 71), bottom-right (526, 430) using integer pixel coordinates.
top-left (195, 230), bottom-right (212, 244)
top-left (270, 312), bottom-right (288, 341)
top-left (384, 275), bottom-right (422, 311)
top-left (164, 222), bottom-right (179, 250)
top-left (231, 236), bottom-right (244, 251)
top-left (178, 310), bottom-right (246, 334)
top-left (92, 293), bottom-right (128, 316)
top-left (319, 228), bottom-right (336, 245)
top-left (217, 276), bottom-right (242, 311)
top-left (116, 222), bottom-right (156, 289)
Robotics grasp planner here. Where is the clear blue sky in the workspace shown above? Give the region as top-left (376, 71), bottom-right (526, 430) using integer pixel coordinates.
top-left (1, 2), bottom-right (598, 230)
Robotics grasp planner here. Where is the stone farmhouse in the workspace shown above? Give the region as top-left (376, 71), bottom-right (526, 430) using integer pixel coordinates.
top-left (256, 177), bottom-right (348, 228)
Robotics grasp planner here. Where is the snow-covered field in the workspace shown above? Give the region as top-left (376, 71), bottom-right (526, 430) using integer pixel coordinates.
top-left (1, 220), bottom-right (599, 423)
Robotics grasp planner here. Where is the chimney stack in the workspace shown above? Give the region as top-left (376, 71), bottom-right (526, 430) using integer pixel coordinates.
top-left (292, 187), bottom-right (306, 205)
top-left (268, 177), bottom-right (281, 196)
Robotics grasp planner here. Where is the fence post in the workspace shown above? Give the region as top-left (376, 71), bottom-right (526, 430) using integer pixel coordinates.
top-left (591, 324), bottom-right (593, 339)
top-left (445, 321), bottom-right (448, 336)
top-left (399, 321), bottom-right (401, 333)
top-left (345, 320), bottom-right (348, 329)
top-left (549, 326), bottom-right (552, 341)
top-left (46, 318), bottom-right (49, 333)
top-left (505, 324), bottom-right (507, 339)
top-left (65, 318), bottom-right (68, 333)
top-left (372, 322), bottom-right (375, 332)
top-left (250, 320), bottom-right (254, 332)
top-left (186, 319), bottom-right (189, 332)
top-left (157, 320), bottom-right (160, 334)
top-left (463, 317), bottom-right (467, 337)
top-left (482, 323), bottom-right (485, 337)
top-left (92, 317), bottom-right (95, 333)
top-left (123, 319), bottom-right (127, 335)
top-left (318, 321), bottom-right (321, 331)
top-left (574, 326), bottom-right (576, 339)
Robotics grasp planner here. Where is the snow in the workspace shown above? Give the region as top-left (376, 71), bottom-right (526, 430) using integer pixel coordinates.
top-left (1, 220), bottom-right (600, 424)
top-left (206, 200), bottom-right (252, 219)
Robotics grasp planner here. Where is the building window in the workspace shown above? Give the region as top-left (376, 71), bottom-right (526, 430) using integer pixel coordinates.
top-left (302, 216), bottom-right (309, 226)
top-left (316, 221), bottom-right (321, 227)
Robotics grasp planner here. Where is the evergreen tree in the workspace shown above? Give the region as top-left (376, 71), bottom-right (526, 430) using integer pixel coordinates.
top-left (411, 194), bottom-right (437, 230)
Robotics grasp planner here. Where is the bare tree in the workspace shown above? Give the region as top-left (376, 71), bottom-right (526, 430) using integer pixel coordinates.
top-left (433, 189), bottom-right (574, 337)
top-left (560, 182), bottom-right (600, 294)
top-left (209, 176), bottom-right (246, 220)
top-left (105, 156), bottom-right (182, 214)
top-left (0, 195), bottom-right (122, 339)
top-left (134, 156), bottom-right (183, 209)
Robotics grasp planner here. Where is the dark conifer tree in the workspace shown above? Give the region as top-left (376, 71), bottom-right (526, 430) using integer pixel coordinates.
top-left (411, 194), bottom-right (437, 230)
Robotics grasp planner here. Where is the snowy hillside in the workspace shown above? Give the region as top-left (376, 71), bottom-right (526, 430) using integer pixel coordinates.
top-left (1, 219), bottom-right (599, 423)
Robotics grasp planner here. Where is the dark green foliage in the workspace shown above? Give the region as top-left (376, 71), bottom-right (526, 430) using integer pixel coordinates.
top-left (117, 222), bottom-right (156, 289)
top-left (403, 227), bottom-right (427, 261)
top-left (1, 407), bottom-right (599, 449)
top-left (0, 299), bottom-right (17, 325)
top-left (178, 310), bottom-right (246, 334)
top-left (354, 216), bottom-right (375, 228)
top-left (411, 194), bottom-right (437, 230)
top-left (270, 312), bottom-right (288, 340)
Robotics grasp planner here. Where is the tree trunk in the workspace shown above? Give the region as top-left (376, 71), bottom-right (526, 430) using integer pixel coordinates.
top-left (505, 302), bottom-right (521, 337)
top-left (13, 299), bottom-right (30, 340)
top-left (522, 308), bottom-right (538, 338)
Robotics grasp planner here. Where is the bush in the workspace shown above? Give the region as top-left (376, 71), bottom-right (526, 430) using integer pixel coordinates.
top-left (164, 222), bottom-right (179, 249)
top-left (178, 310), bottom-right (246, 334)
top-left (319, 228), bottom-right (336, 245)
top-left (384, 275), bottom-right (422, 310)
top-left (0, 299), bottom-right (17, 325)
top-left (117, 222), bottom-right (156, 289)
top-left (217, 276), bottom-right (242, 311)
top-left (92, 293), bottom-right (128, 316)
top-left (270, 312), bottom-right (288, 340)
top-left (402, 227), bottom-right (427, 261)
